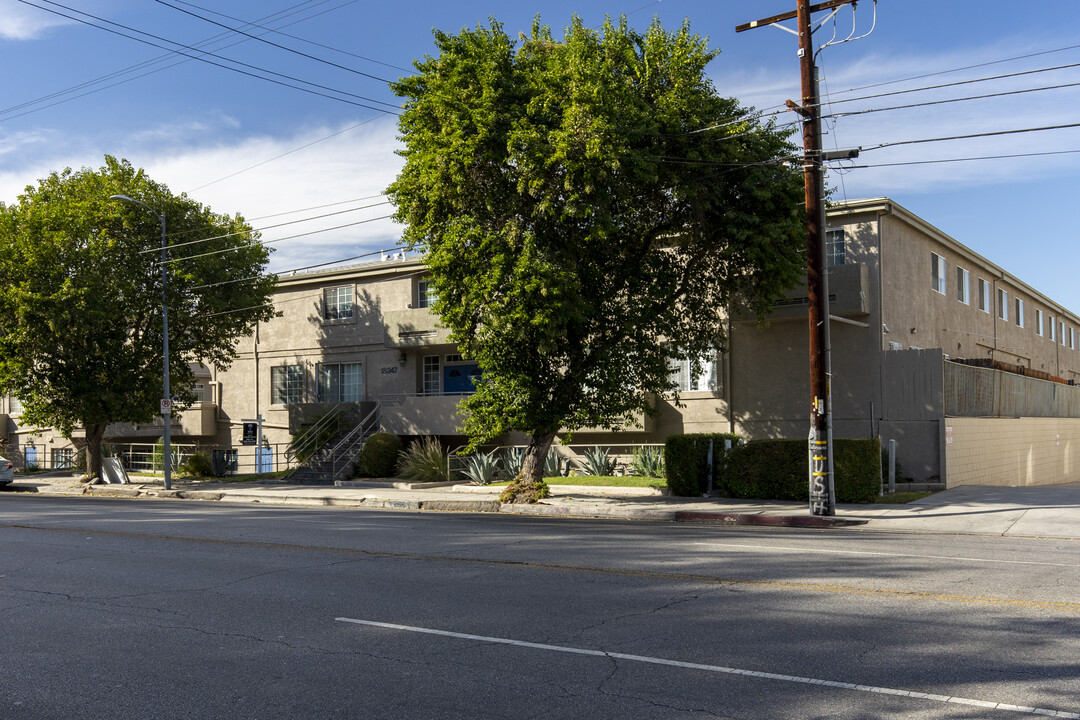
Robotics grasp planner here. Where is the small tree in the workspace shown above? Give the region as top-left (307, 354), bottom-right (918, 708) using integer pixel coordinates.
top-left (388, 18), bottom-right (805, 501)
top-left (0, 157), bottom-right (275, 480)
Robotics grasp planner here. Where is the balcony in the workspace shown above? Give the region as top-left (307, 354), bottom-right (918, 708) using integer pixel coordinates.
top-left (383, 307), bottom-right (452, 348)
top-left (766, 262), bottom-right (871, 322)
top-left (378, 393), bottom-right (467, 436)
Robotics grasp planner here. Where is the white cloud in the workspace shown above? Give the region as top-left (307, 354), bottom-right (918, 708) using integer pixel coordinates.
top-left (0, 0), bottom-right (73, 40)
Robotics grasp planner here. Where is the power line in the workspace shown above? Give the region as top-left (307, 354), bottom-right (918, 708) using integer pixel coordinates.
top-left (17, 0), bottom-right (400, 114)
top-left (831, 148), bottom-right (1080, 169)
top-left (140, 200), bottom-right (393, 253)
top-left (161, 213), bottom-right (396, 264)
top-left (864, 122), bottom-right (1080, 152)
top-left (188, 117), bottom-right (385, 192)
top-left (172, 0), bottom-right (413, 74)
top-left (151, 0), bottom-right (394, 84)
top-left (824, 79), bottom-right (1080, 120)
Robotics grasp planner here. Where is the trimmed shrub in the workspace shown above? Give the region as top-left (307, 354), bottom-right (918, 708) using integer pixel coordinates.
top-left (360, 432), bottom-right (402, 478)
top-left (722, 437), bottom-right (881, 503)
top-left (664, 433), bottom-right (742, 497)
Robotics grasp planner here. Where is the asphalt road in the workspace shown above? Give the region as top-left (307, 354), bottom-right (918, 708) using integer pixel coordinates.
top-left (2, 495), bottom-right (1079, 719)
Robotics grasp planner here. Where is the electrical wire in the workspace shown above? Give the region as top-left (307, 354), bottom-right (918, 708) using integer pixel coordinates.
top-left (172, 0), bottom-right (412, 74)
top-left (825, 79), bottom-right (1080, 120)
top-left (831, 148), bottom-right (1080, 169)
top-left (0, 0), bottom-right (372, 123)
top-left (17, 0), bottom-right (400, 114)
top-left (151, 0), bottom-right (394, 84)
top-left (863, 122), bottom-right (1080, 152)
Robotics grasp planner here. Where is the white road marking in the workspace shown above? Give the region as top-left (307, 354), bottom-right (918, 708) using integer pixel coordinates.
top-left (336, 617), bottom-right (1080, 719)
top-left (691, 542), bottom-right (1079, 568)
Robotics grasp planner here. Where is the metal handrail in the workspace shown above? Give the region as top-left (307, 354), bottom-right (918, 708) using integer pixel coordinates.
top-left (329, 402), bottom-right (381, 481)
top-left (284, 403), bottom-right (344, 465)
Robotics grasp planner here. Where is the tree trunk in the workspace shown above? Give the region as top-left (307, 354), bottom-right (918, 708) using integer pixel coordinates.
top-left (85, 423), bottom-right (107, 482)
top-left (499, 430), bottom-right (556, 504)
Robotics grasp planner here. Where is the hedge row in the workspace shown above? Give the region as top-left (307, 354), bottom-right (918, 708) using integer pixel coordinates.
top-left (665, 435), bottom-right (881, 503)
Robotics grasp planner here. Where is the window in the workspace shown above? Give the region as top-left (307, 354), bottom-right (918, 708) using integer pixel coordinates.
top-left (826, 229), bottom-right (845, 267)
top-left (51, 448), bottom-right (74, 470)
top-left (1061, 320), bottom-right (1067, 346)
top-left (317, 362), bottom-right (362, 402)
top-left (668, 350), bottom-right (719, 392)
top-left (1036, 309), bottom-right (1044, 336)
top-left (956, 267), bottom-right (970, 304)
top-left (997, 288), bottom-right (1008, 321)
top-left (8, 396), bottom-right (22, 415)
top-left (1071, 328), bottom-right (1076, 350)
top-left (422, 355), bottom-right (441, 395)
top-left (417, 278), bottom-right (437, 309)
top-left (323, 286), bottom-right (353, 320)
top-left (931, 253), bottom-right (946, 294)
top-left (1050, 316), bottom-right (1057, 342)
top-left (1015, 298), bottom-right (1024, 327)
top-left (271, 365), bottom-right (303, 405)
top-left (978, 279), bottom-right (990, 313)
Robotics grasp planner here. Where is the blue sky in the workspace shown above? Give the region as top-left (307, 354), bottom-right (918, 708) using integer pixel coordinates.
top-left (2, 0), bottom-right (1080, 310)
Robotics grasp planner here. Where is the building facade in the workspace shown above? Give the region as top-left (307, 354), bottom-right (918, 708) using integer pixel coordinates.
top-left (7, 197), bottom-right (1080, 483)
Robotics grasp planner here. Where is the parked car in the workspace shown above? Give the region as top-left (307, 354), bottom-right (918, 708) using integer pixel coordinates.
top-left (0, 456), bottom-right (13, 485)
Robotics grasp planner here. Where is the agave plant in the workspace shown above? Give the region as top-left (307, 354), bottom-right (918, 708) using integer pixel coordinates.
top-left (500, 447), bottom-right (526, 480)
top-left (544, 449), bottom-right (573, 478)
top-left (629, 446), bottom-right (665, 479)
top-left (461, 450), bottom-right (500, 485)
top-left (580, 446), bottom-right (616, 476)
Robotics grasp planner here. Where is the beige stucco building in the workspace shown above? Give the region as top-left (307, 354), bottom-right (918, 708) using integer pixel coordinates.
top-left (7, 197), bottom-right (1080, 486)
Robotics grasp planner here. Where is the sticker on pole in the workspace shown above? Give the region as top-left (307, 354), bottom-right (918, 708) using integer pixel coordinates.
top-left (160, 397), bottom-right (172, 415)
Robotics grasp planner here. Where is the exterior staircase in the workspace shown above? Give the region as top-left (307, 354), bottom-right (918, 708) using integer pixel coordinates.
top-left (282, 402), bottom-right (380, 485)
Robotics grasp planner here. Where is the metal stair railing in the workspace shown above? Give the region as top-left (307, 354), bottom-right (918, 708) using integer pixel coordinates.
top-left (329, 402), bottom-right (381, 481)
top-left (284, 404), bottom-right (344, 468)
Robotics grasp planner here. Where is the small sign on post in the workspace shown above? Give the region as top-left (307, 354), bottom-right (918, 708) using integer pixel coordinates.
top-left (160, 398), bottom-right (172, 415)
top-left (241, 423), bottom-right (258, 446)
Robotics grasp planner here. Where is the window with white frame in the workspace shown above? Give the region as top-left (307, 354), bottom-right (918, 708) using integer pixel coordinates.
top-left (422, 355), bottom-right (440, 395)
top-left (826, 229), bottom-right (845, 267)
top-left (1050, 316), bottom-right (1057, 342)
top-left (931, 253), bottom-right (946, 294)
top-left (667, 349), bottom-right (719, 393)
top-left (1061, 320), bottom-right (1067, 345)
top-left (8, 395), bottom-right (22, 415)
top-left (1036, 309), bottom-right (1044, 336)
top-left (1071, 328), bottom-right (1076, 350)
top-left (1015, 298), bottom-right (1024, 327)
top-left (978, 279), bottom-right (990, 313)
top-left (271, 365), bottom-right (303, 405)
top-left (956, 267), bottom-right (970, 304)
top-left (317, 362), bottom-right (362, 402)
top-left (51, 448), bottom-right (74, 470)
top-left (323, 285), bottom-right (353, 320)
top-left (997, 288), bottom-right (1008, 322)
top-left (417, 278), bottom-right (437, 309)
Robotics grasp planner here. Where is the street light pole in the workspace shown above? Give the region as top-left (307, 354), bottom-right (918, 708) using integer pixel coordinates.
top-left (110, 194), bottom-right (172, 491)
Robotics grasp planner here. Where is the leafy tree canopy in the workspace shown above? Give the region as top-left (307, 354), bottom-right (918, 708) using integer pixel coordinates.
top-left (0, 156), bottom-right (275, 478)
top-left (388, 17), bottom-right (805, 497)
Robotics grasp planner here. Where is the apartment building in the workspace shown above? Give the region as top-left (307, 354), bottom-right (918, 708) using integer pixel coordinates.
top-left (6, 197), bottom-right (1080, 484)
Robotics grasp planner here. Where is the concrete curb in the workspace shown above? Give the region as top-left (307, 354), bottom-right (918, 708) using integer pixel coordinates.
top-left (674, 511), bottom-right (868, 528)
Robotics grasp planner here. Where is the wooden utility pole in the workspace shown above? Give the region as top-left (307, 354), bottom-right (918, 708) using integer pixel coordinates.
top-left (738, 0), bottom-right (858, 516)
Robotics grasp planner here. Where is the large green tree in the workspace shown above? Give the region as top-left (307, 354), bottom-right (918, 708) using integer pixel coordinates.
top-left (0, 156), bottom-right (275, 480)
top-left (388, 17), bottom-right (805, 501)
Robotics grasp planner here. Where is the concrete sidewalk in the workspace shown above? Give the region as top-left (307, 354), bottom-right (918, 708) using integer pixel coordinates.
top-left (6, 473), bottom-right (1080, 539)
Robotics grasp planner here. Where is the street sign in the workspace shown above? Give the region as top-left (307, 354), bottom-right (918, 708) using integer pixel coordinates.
top-left (160, 398), bottom-right (172, 415)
